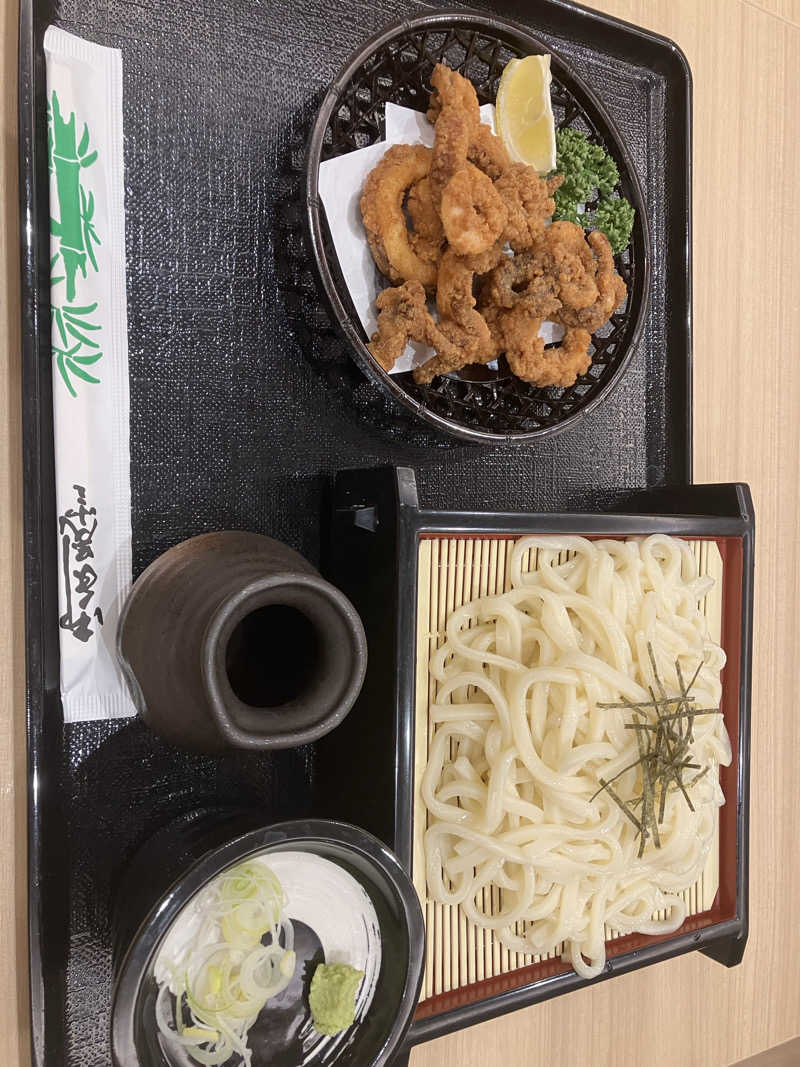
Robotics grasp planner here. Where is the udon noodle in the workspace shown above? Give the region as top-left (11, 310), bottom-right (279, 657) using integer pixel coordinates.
top-left (421, 535), bottom-right (731, 979)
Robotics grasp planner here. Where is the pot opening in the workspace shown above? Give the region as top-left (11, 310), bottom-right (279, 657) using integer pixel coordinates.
top-left (224, 603), bottom-right (320, 708)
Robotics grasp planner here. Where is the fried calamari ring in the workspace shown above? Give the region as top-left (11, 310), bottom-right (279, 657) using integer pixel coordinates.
top-left (367, 280), bottom-right (464, 373)
top-left (555, 229), bottom-right (627, 331)
top-left (480, 250), bottom-right (561, 317)
top-left (361, 144), bottom-right (438, 289)
top-left (491, 304), bottom-right (592, 387)
top-left (440, 165), bottom-right (507, 256)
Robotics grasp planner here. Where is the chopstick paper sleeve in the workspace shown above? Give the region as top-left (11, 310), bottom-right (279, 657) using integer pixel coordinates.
top-left (44, 26), bottom-right (135, 721)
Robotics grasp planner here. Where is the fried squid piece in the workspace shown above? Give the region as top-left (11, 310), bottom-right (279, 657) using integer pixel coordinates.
top-left (468, 123), bottom-right (511, 180)
top-left (493, 305), bottom-right (592, 387)
top-left (360, 145), bottom-right (438, 289)
top-left (410, 247), bottom-right (495, 381)
top-left (440, 164), bottom-right (507, 256)
top-left (406, 177), bottom-right (445, 266)
top-left (427, 64), bottom-right (480, 209)
top-left (494, 164), bottom-right (560, 251)
top-left (367, 280), bottom-right (463, 373)
top-left (554, 229), bottom-right (627, 331)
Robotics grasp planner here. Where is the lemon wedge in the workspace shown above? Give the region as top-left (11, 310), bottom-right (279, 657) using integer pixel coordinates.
top-left (496, 55), bottom-right (557, 173)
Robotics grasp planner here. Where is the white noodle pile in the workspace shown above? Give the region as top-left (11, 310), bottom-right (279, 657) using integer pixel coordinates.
top-left (421, 535), bottom-right (731, 979)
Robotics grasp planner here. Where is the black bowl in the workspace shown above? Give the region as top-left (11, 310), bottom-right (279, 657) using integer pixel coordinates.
top-left (111, 812), bottom-right (425, 1067)
top-left (306, 9), bottom-right (651, 443)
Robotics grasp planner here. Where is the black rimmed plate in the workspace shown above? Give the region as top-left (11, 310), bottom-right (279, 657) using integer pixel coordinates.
top-left (306, 9), bottom-right (651, 443)
top-left (111, 814), bottom-right (425, 1067)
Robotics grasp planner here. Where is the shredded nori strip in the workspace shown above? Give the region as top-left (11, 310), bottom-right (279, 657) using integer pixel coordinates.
top-left (591, 645), bottom-right (720, 852)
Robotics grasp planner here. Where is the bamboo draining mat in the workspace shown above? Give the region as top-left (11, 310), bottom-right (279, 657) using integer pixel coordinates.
top-left (413, 536), bottom-right (724, 1002)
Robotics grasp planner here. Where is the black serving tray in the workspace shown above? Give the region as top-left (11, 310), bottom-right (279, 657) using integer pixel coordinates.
top-left (19, 0), bottom-right (694, 1063)
top-left (323, 466), bottom-right (753, 1043)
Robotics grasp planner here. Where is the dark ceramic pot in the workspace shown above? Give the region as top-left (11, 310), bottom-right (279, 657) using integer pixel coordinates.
top-left (110, 812), bottom-right (425, 1067)
top-left (118, 532), bottom-right (367, 753)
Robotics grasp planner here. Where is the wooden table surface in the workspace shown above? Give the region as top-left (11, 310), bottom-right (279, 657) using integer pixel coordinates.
top-left (2, 0), bottom-right (799, 1064)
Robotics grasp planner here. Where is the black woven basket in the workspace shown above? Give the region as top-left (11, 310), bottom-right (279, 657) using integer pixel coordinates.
top-left (306, 9), bottom-right (651, 444)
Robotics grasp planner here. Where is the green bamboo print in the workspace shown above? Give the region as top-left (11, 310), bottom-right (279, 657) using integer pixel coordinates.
top-left (48, 90), bottom-right (103, 396)
top-left (49, 90), bottom-right (100, 300)
top-left (50, 289), bottom-right (103, 398)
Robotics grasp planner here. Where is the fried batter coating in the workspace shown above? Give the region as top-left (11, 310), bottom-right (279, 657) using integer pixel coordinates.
top-left (480, 249), bottom-right (561, 315)
top-left (365, 229), bottom-right (396, 281)
top-left (428, 65), bottom-right (480, 209)
top-left (360, 67), bottom-right (629, 389)
top-left (555, 229), bottom-right (627, 331)
top-left (468, 123), bottom-right (511, 179)
top-left (406, 246), bottom-right (495, 382)
top-left (494, 163), bottom-right (558, 251)
top-left (440, 165), bottom-right (507, 256)
top-left (428, 68), bottom-right (511, 180)
top-left (495, 305), bottom-right (592, 387)
top-left (407, 177), bottom-right (445, 266)
top-left (429, 248), bottom-right (494, 371)
top-left (426, 63), bottom-right (480, 124)
top-left (538, 220), bottom-right (600, 310)
top-left (458, 242), bottom-right (506, 274)
top-left (361, 145), bottom-right (439, 288)
top-left (367, 280), bottom-right (463, 373)
top-left (412, 313), bottom-right (494, 383)
top-left (436, 247), bottom-right (476, 324)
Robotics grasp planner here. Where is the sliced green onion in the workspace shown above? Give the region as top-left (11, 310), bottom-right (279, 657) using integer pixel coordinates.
top-left (154, 859), bottom-right (295, 1067)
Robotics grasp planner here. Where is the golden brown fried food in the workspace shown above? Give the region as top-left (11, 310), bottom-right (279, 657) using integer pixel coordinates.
top-left (494, 304), bottom-right (592, 387)
top-left (429, 109), bottom-right (472, 211)
top-left (360, 66), bottom-right (630, 389)
top-left (494, 163), bottom-right (557, 251)
top-left (458, 242), bottom-right (506, 275)
top-left (407, 177), bottom-right (445, 266)
top-left (410, 248), bottom-right (495, 383)
top-left (480, 249), bottom-right (561, 316)
top-left (423, 248), bottom-right (495, 377)
top-left (428, 70), bottom-right (511, 180)
top-left (555, 229), bottom-right (627, 331)
top-left (436, 247), bottom-right (476, 324)
top-left (537, 220), bottom-right (600, 311)
top-left (412, 315), bottom-right (494, 383)
top-left (468, 123), bottom-right (511, 179)
top-left (360, 144), bottom-right (438, 289)
top-left (368, 281), bottom-right (467, 373)
top-left (365, 229), bottom-right (394, 280)
top-left (440, 165), bottom-right (507, 256)
top-left (426, 63), bottom-right (480, 124)
top-left (428, 66), bottom-right (480, 210)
